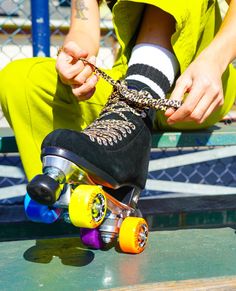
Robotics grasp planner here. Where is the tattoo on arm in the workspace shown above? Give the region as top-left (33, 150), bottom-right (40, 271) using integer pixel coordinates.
top-left (75, 0), bottom-right (88, 20)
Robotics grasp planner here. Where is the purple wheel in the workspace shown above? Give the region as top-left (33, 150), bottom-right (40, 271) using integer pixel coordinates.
top-left (80, 228), bottom-right (103, 249)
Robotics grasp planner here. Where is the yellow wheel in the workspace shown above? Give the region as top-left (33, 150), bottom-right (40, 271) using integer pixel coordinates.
top-left (69, 185), bottom-right (107, 228)
top-left (119, 217), bottom-right (148, 254)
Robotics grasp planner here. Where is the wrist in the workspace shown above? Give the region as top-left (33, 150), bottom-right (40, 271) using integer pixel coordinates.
top-left (64, 32), bottom-right (99, 57)
top-left (199, 42), bottom-right (234, 74)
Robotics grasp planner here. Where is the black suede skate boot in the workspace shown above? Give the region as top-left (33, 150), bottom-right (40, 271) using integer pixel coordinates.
top-left (30, 86), bottom-right (152, 205)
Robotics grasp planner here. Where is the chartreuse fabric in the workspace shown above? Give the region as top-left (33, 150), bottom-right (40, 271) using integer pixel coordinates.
top-left (0, 0), bottom-right (235, 179)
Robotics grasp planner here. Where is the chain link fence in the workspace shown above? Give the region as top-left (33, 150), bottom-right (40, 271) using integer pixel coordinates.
top-left (0, 0), bottom-right (236, 214)
top-left (0, 0), bottom-right (116, 68)
top-left (0, 0), bottom-right (118, 204)
top-left (0, 0), bottom-right (117, 127)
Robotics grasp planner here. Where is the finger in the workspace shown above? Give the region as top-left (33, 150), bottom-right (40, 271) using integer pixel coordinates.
top-left (187, 91), bottom-right (218, 123)
top-left (165, 76), bottom-right (192, 117)
top-left (169, 76), bottom-right (193, 101)
top-left (57, 50), bottom-right (73, 65)
top-left (165, 107), bottom-right (176, 117)
top-left (168, 96), bottom-right (222, 124)
top-left (73, 56), bottom-right (96, 85)
top-left (71, 74), bottom-right (98, 100)
top-left (199, 93), bottom-right (223, 123)
top-left (63, 41), bottom-right (88, 60)
top-left (167, 82), bottom-right (205, 124)
top-left (74, 88), bottom-right (96, 101)
top-left (186, 83), bottom-right (223, 123)
top-left (59, 59), bottom-right (86, 83)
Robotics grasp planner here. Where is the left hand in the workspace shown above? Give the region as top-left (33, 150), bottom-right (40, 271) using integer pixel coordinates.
top-left (165, 55), bottom-right (224, 124)
top-left (56, 41), bottom-right (99, 101)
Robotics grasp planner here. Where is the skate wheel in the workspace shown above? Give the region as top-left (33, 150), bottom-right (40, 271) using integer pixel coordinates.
top-left (80, 228), bottom-right (103, 249)
top-left (69, 185), bottom-right (107, 228)
top-left (24, 193), bottom-right (62, 224)
top-left (119, 217), bottom-right (148, 254)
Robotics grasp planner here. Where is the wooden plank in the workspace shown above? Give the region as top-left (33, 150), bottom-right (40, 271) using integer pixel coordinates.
top-left (98, 275), bottom-right (236, 291)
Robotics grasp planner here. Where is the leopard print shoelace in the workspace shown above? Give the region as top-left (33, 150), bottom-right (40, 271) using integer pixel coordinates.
top-left (80, 58), bottom-right (182, 146)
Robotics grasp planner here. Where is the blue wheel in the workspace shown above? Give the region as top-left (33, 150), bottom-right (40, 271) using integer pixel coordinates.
top-left (24, 193), bottom-right (62, 224)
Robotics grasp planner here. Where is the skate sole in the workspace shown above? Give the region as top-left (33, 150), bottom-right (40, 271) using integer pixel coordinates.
top-left (42, 146), bottom-right (124, 189)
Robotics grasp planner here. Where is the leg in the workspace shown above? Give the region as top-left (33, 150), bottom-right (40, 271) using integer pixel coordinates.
top-left (28, 5), bottom-right (179, 204)
top-left (0, 58), bottom-right (115, 180)
top-left (136, 5), bottom-right (175, 51)
top-left (113, 0), bottom-right (236, 130)
top-left (126, 5), bottom-right (179, 106)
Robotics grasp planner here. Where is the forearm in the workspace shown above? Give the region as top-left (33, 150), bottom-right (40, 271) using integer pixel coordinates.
top-left (199, 0), bottom-right (236, 72)
top-left (64, 0), bottom-right (100, 56)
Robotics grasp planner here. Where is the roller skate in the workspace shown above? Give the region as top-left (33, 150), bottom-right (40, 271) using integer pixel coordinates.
top-left (24, 59), bottom-right (181, 254)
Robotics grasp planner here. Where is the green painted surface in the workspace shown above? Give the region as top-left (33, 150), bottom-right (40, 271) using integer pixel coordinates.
top-left (0, 128), bottom-right (18, 153)
top-left (2, 208), bottom-right (236, 242)
top-left (152, 123), bottom-right (236, 148)
top-left (1, 228), bottom-right (236, 290)
top-left (1, 123), bottom-right (236, 153)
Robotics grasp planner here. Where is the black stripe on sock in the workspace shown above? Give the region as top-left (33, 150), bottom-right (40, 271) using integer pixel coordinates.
top-left (126, 63), bottom-right (171, 94)
top-left (126, 79), bottom-right (160, 99)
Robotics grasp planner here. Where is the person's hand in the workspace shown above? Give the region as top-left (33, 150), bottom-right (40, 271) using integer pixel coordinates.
top-left (165, 54), bottom-right (224, 124)
top-left (56, 41), bottom-right (99, 101)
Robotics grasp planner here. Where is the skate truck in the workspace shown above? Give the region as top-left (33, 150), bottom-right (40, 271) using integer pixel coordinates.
top-left (24, 58), bottom-right (181, 254)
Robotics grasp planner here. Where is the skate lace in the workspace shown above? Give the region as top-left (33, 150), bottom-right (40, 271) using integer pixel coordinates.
top-left (80, 58), bottom-right (182, 146)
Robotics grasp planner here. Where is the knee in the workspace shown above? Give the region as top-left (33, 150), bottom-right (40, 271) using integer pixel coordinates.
top-left (0, 58), bottom-right (46, 116)
top-left (0, 57), bottom-right (55, 92)
top-left (0, 59), bottom-right (34, 95)
top-left (0, 57), bottom-right (56, 104)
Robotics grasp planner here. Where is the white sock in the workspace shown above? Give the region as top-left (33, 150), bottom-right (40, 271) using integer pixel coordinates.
top-left (126, 43), bottom-right (179, 99)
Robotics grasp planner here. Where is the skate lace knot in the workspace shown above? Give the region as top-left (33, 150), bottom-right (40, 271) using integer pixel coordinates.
top-left (80, 58), bottom-right (182, 146)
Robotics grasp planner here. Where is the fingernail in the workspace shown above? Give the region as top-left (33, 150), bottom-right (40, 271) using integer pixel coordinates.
top-left (89, 56), bottom-right (96, 64)
top-left (167, 119), bottom-right (174, 124)
top-left (66, 55), bottom-right (73, 63)
top-left (89, 75), bottom-right (98, 84)
top-left (79, 49), bottom-right (87, 55)
top-left (165, 109), bottom-right (171, 116)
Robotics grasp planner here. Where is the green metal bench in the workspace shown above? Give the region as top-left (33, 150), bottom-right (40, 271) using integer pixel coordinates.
top-left (0, 127), bottom-right (17, 153)
top-left (144, 122), bottom-right (236, 229)
top-left (1, 123), bottom-right (236, 234)
top-left (1, 125), bottom-right (236, 291)
top-left (2, 122), bottom-right (235, 152)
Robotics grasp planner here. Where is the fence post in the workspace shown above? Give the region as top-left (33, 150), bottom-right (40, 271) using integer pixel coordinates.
top-left (30, 0), bottom-right (50, 57)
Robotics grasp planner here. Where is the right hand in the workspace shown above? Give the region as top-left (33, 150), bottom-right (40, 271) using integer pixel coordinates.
top-left (56, 41), bottom-right (99, 101)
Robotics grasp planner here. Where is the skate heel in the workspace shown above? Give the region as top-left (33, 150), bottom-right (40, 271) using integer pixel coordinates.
top-left (27, 154), bottom-right (91, 206)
